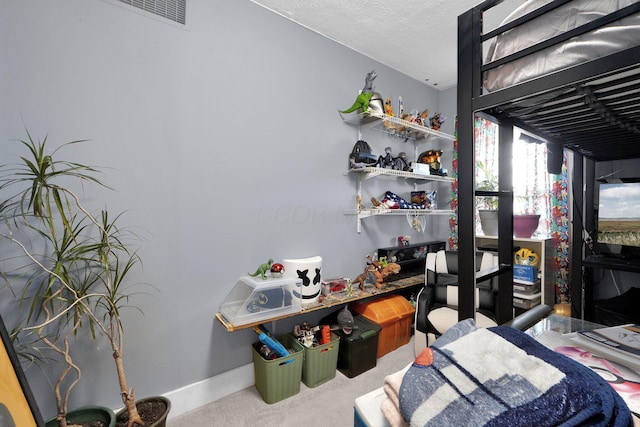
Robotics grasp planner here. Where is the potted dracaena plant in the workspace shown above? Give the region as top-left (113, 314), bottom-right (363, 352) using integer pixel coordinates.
top-left (0, 132), bottom-right (169, 427)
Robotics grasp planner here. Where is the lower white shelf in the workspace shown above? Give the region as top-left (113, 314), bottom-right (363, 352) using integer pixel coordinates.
top-left (344, 208), bottom-right (454, 233)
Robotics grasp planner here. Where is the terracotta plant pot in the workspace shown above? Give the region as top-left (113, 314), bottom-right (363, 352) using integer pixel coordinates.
top-left (115, 396), bottom-right (171, 427)
top-left (513, 214), bottom-right (540, 238)
top-left (45, 406), bottom-right (115, 427)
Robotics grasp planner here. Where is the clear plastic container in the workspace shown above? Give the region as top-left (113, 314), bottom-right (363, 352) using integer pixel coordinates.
top-left (219, 276), bottom-right (302, 326)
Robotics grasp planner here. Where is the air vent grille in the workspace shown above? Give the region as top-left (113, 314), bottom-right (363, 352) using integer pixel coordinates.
top-left (118, 0), bottom-right (186, 24)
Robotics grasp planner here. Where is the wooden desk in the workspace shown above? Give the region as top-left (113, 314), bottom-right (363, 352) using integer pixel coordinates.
top-left (215, 274), bottom-right (424, 332)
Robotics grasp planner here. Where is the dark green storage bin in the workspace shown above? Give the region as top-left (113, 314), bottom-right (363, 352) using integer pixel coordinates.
top-left (300, 332), bottom-right (340, 388)
top-left (336, 314), bottom-right (381, 378)
top-left (252, 334), bottom-right (304, 404)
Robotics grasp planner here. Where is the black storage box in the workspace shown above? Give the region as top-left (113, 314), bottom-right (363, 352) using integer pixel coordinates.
top-left (322, 311), bottom-right (381, 378)
top-left (378, 241), bottom-right (445, 281)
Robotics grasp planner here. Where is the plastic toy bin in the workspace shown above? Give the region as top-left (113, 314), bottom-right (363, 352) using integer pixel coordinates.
top-left (335, 315), bottom-right (381, 378)
top-left (252, 334), bottom-right (304, 404)
top-left (353, 295), bottom-right (415, 358)
top-left (219, 276), bottom-right (302, 327)
top-left (300, 332), bottom-right (340, 388)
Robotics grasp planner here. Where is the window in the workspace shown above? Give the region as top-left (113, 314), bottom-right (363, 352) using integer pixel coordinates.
top-left (474, 117), bottom-right (553, 237)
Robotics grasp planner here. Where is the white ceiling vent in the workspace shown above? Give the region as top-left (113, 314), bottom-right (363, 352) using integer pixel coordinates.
top-left (118, 0), bottom-right (186, 24)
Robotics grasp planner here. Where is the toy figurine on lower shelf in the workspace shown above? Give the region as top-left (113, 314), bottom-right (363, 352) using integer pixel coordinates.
top-left (352, 255), bottom-right (401, 290)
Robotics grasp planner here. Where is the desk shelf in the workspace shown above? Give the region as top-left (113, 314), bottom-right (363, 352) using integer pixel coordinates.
top-left (215, 274), bottom-right (424, 332)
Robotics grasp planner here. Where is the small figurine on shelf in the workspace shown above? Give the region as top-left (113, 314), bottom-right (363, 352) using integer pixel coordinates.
top-left (248, 258), bottom-right (274, 280)
top-left (411, 191), bottom-right (429, 209)
top-left (340, 70), bottom-right (384, 115)
top-left (383, 97), bottom-right (396, 129)
top-left (430, 112), bottom-right (446, 131)
top-left (416, 149), bottom-right (447, 176)
top-left (270, 262), bottom-right (285, 278)
top-left (377, 147), bottom-right (395, 168)
top-left (416, 109), bottom-right (430, 126)
top-left (377, 147), bottom-right (410, 171)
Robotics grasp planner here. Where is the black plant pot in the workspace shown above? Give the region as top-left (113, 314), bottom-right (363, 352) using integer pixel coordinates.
top-left (115, 396), bottom-right (171, 427)
top-left (45, 405), bottom-right (115, 427)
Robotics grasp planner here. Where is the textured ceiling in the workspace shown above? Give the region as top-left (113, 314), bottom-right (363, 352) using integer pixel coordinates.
top-left (250, 0), bottom-right (519, 90)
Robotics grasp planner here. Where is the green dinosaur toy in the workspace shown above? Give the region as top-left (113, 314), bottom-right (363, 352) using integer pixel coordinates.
top-left (340, 70), bottom-right (377, 114)
top-left (249, 258), bottom-right (274, 280)
top-left (340, 91), bottom-right (374, 114)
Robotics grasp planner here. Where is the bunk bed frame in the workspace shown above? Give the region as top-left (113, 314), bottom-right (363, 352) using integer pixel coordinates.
top-left (457, 0), bottom-right (640, 323)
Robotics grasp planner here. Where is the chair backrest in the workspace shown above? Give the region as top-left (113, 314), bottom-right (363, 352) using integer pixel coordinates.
top-left (425, 250), bottom-right (497, 283)
top-left (425, 250), bottom-right (499, 311)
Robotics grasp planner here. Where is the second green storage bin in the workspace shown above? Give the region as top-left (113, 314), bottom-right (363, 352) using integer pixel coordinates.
top-left (300, 332), bottom-right (340, 388)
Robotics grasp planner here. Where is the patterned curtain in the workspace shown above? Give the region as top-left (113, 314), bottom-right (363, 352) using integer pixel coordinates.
top-left (449, 116), bottom-right (571, 303)
top-left (551, 153), bottom-right (570, 303)
top-left (449, 117), bottom-right (459, 250)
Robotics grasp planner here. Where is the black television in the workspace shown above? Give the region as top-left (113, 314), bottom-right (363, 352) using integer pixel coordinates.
top-left (595, 178), bottom-right (640, 258)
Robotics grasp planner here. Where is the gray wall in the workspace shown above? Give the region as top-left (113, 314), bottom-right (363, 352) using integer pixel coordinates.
top-left (0, 0), bottom-right (457, 418)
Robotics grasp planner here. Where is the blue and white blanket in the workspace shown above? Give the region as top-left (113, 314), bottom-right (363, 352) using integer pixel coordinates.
top-left (399, 320), bottom-right (633, 426)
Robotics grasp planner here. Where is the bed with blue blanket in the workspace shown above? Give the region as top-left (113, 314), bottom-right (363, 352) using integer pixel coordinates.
top-left (354, 319), bottom-right (637, 427)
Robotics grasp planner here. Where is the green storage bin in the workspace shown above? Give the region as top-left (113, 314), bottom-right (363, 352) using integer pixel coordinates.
top-left (300, 332), bottom-right (340, 388)
top-left (252, 334), bottom-right (303, 404)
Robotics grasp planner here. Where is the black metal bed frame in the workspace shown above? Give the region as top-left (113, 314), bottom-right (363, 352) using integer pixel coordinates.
top-left (456, 0), bottom-right (640, 323)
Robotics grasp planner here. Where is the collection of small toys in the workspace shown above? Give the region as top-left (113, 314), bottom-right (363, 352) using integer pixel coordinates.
top-left (342, 71), bottom-right (450, 175)
top-left (248, 258), bottom-right (286, 280)
top-left (255, 321), bottom-right (334, 361)
top-left (371, 190), bottom-right (430, 210)
top-left (292, 322), bottom-right (332, 348)
top-left (351, 255), bottom-right (401, 290)
top-left (341, 71), bottom-right (447, 132)
top-left (253, 325), bottom-right (290, 360)
top-left (397, 236), bottom-right (411, 246)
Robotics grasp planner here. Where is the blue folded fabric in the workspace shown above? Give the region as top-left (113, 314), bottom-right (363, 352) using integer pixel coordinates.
top-left (399, 320), bottom-right (633, 426)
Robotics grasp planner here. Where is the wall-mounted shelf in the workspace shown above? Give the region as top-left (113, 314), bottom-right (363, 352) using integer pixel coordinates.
top-left (348, 167), bottom-right (455, 183)
top-left (341, 109), bottom-right (456, 233)
top-left (215, 273), bottom-right (426, 332)
top-left (345, 207), bottom-right (454, 233)
top-left (340, 111), bottom-right (456, 142)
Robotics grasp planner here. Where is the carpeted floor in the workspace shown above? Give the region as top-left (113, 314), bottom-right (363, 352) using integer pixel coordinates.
top-left (167, 337), bottom-right (415, 426)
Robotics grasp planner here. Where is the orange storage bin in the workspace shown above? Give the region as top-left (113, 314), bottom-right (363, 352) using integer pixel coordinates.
top-left (353, 295), bottom-right (415, 358)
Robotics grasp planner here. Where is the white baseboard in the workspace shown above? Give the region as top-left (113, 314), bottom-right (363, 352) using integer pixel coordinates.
top-left (162, 363), bottom-right (254, 420)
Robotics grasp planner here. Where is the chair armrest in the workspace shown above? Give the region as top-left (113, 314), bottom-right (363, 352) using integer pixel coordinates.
top-left (415, 286), bottom-right (434, 334)
top-left (503, 304), bottom-right (553, 331)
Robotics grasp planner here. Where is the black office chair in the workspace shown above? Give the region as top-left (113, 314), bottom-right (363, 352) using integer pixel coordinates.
top-left (414, 249), bottom-right (552, 354)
